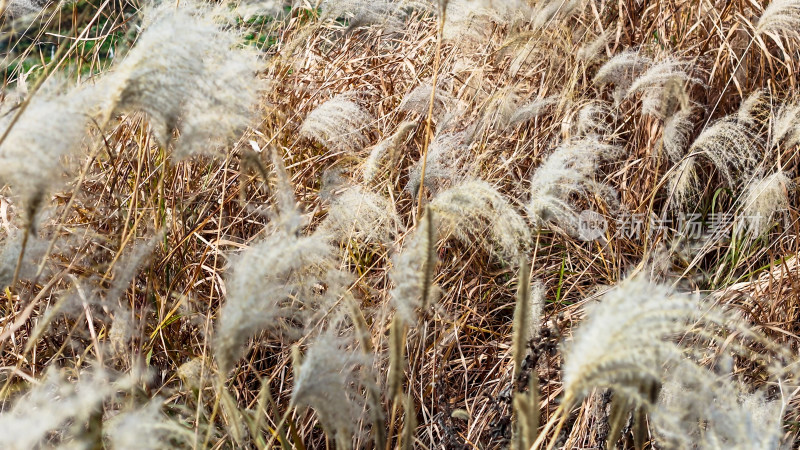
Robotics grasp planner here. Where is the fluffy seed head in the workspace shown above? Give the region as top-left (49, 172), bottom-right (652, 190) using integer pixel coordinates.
top-left (214, 228), bottom-right (340, 373)
top-left (626, 58), bottom-right (698, 118)
top-left (507, 96), bottom-right (558, 126)
top-left (662, 107), bottom-right (695, 162)
top-left (531, 0), bottom-right (582, 30)
top-left (0, 86), bottom-right (89, 216)
top-left (528, 138), bottom-right (621, 233)
top-left (572, 102), bottom-right (614, 138)
top-left (441, 0), bottom-right (530, 44)
top-left (320, 0), bottom-right (428, 31)
top-left (397, 83), bottom-right (456, 120)
top-left (98, 2), bottom-right (261, 158)
top-left (107, 402), bottom-right (192, 449)
top-left (771, 101), bottom-right (800, 149)
top-left (689, 117), bottom-right (760, 187)
top-left (562, 274), bottom-right (694, 403)
top-left (577, 29), bottom-right (611, 63)
top-left (316, 184), bottom-right (400, 245)
top-left (429, 179), bottom-right (531, 263)
top-left (405, 131), bottom-right (468, 196)
top-left (0, 368), bottom-right (119, 449)
top-left (291, 332), bottom-right (371, 448)
top-left (4, 0), bottom-right (45, 17)
top-left (667, 156), bottom-right (698, 208)
top-left (362, 121), bottom-right (417, 182)
top-left (593, 49), bottom-right (651, 103)
top-left (756, 0), bottom-right (800, 40)
top-left (300, 93), bottom-right (374, 152)
top-left (740, 171), bottom-right (792, 236)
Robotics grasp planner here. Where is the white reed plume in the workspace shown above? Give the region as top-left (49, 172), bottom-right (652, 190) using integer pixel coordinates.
top-left (429, 179), bottom-right (531, 263)
top-left (405, 131), bottom-right (468, 196)
top-left (106, 401), bottom-right (193, 449)
top-left (316, 184), bottom-right (400, 245)
top-left (362, 121), bottom-right (417, 182)
top-left (528, 138), bottom-right (621, 233)
top-left (291, 332), bottom-right (372, 449)
top-left (626, 58), bottom-right (699, 118)
top-left (740, 170), bottom-right (792, 236)
top-left (300, 93), bottom-right (374, 152)
top-left (688, 117), bottom-right (760, 188)
top-left (771, 101), bottom-right (800, 149)
top-left (98, 2), bottom-right (262, 158)
top-left (0, 86), bottom-right (89, 216)
top-left (508, 96), bottom-right (558, 126)
top-left (593, 49), bottom-right (651, 103)
top-left (662, 107), bottom-right (695, 162)
top-left (397, 83), bottom-right (456, 120)
top-left (755, 0), bottom-right (800, 40)
top-left (0, 368), bottom-right (124, 449)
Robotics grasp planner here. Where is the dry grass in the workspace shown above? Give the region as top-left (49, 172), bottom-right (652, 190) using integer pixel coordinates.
top-left (2, 0), bottom-right (800, 448)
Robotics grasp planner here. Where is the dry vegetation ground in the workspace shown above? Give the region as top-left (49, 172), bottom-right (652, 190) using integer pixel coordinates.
top-left (2, 0), bottom-right (800, 449)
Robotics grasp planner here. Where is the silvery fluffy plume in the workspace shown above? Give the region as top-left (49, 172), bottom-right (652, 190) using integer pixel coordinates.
top-left (316, 184), bottom-right (400, 245)
top-left (563, 272), bottom-right (795, 448)
top-left (0, 367), bottom-right (127, 449)
top-left (106, 401), bottom-right (193, 449)
top-left (440, 0), bottom-right (531, 43)
top-left (466, 86), bottom-right (521, 140)
top-left (215, 152), bottom-right (348, 373)
top-left (625, 58), bottom-right (699, 118)
top-left (214, 222), bottom-right (345, 373)
top-left (429, 179), bottom-right (531, 263)
top-left (561, 274), bottom-right (695, 404)
top-left (390, 209), bottom-right (439, 324)
top-left (576, 29), bottom-right (612, 63)
top-left (362, 121), bottom-right (417, 182)
top-left (98, 2), bottom-right (261, 158)
top-left (0, 85), bottom-right (89, 216)
top-left (507, 95), bottom-right (557, 127)
top-left (670, 91), bottom-right (765, 207)
top-left (668, 156), bottom-right (699, 208)
top-left (0, 228), bottom-right (48, 287)
top-left (740, 170), bottom-right (792, 236)
top-left (531, 0), bottom-right (583, 30)
top-left (771, 101), bottom-right (800, 149)
top-left (406, 131), bottom-right (469, 196)
top-left (528, 137), bottom-right (621, 234)
top-left (571, 101), bottom-right (614, 138)
top-left (291, 331), bottom-right (373, 449)
top-left (593, 49), bottom-right (651, 103)
top-left (662, 106), bottom-right (695, 162)
top-left (227, 0), bottom-right (287, 21)
top-left (736, 90), bottom-right (768, 127)
top-left (320, 0), bottom-right (430, 32)
top-left (3, 0), bottom-right (46, 17)
top-left (688, 116), bottom-right (761, 188)
top-left (300, 93), bottom-right (374, 152)
top-left (655, 373), bottom-right (786, 449)
top-left (755, 0), bottom-right (800, 41)
top-left (397, 83), bottom-right (457, 121)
